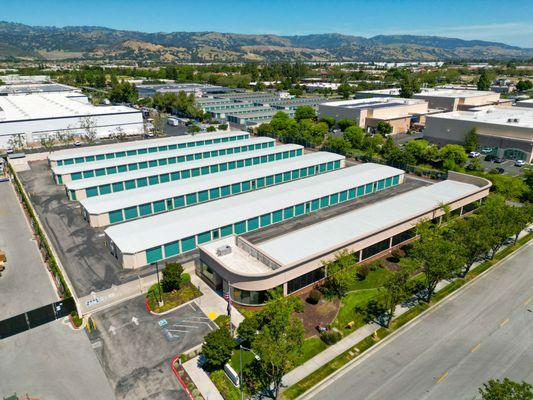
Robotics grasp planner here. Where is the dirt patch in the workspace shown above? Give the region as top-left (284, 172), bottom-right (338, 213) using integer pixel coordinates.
top-left (297, 294), bottom-right (340, 338)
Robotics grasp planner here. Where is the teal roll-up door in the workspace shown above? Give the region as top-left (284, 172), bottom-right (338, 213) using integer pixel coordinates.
top-left (339, 191), bottom-right (348, 202)
top-left (146, 246), bottom-right (163, 264)
top-left (198, 190), bottom-right (209, 202)
top-left (137, 178), bottom-right (148, 187)
top-left (117, 165), bottom-right (127, 173)
top-left (385, 177), bottom-right (392, 187)
top-left (106, 166), bottom-right (117, 174)
top-left (365, 183), bottom-right (373, 194)
top-left (231, 183), bottom-right (241, 194)
top-left (330, 193), bottom-right (339, 205)
top-left (257, 178), bottom-right (265, 188)
top-left (234, 221), bottom-right (246, 234)
top-left (153, 200), bottom-right (166, 213)
top-left (260, 214), bottom-right (271, 227)
top-left (348, 189), bottom-right (356, 199)
top-left (242, 181), bottom-right (251, 192)
top-left (164, 241), bottom-right (180, 257)
top-left (125, 180), bottom-right (136, 190)
top-left (95, 168), bottom-right (105, 176)
top-left (221, 225), bottom-right (233, 237)
top-left (186, 193), bottom-right (197, 205)
top-left (112, 182), bottom-right (124, 192)
top-left (295, 203), bottom-right (305, 216)
top-left (99, 184), bottom-right (111, 195)
top-left (209, 188), bottom-right (220, 200)
top-left (71, 172), bottom-right (82, 181)
top-left (221, 186), bottom-right (230, 196)
top-left (393, 175), bottom-right (399, 185)
top-left (247, 217), bottom-right (259, 231)
top-left (69, 190), bottom-right (77, 201)
top-left (357, 186), bottom-right (365, 196)
top-left (283, 207), bottom-right (294, 220)
top-left (86, 187), bottom-right (98, 197)
top-left (311, 198), bottom-right (320, 211)
top-left (128, 163), bottom-right (138, 171)
top-left (109, 210), bottom-right (124, 224)
top-left (272, 210), bottom-right (283, 223)
top-left (83, 170), bottom-right (94, 179)
top-left (124, 206), bottom-right (138, 220)
top-left (181, 236), bottom-right (196, 252)
top-left (160, 174), bottom-right (170, 183)
top-left (139, 203), bottom-right (152, 216)
top-left (197, 231), bottom-right (211, 244)
top-left (174, 196), bottom-right (185, 208)
top-left (149, 176), bottom-right (159, 185)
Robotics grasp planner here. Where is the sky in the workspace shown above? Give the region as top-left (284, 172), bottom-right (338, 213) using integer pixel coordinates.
top-left (2, 0), bottom-right (533, 47)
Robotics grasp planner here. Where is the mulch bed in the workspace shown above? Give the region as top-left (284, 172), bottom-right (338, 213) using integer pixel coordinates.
top-left (297, 294), bottom-right (341, 338)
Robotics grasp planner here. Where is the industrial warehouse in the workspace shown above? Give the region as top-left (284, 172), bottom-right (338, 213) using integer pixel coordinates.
top-left (37, 125), bottom-right (492, 306)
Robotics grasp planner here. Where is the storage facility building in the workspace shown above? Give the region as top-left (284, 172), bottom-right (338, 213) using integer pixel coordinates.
top-left (198, 173), bottom-right (491, 305)
top-left (65, 144), bottom-right (304, 200)
top-left (105, 163), bottom-right (405, 269)
top-left (48, 131), bottom-right (250, 168)
top-left (51, 137), bottom-right (275, 184)
top-left (80, 152), bottom-right (345, 227)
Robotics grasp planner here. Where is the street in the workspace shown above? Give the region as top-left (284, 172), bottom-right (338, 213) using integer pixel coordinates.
top-left (307, 242), bottom-right (533, 400)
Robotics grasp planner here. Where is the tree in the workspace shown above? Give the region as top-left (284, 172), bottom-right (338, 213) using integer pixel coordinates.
top-left (476, 195), bottom-right (516, 258)
top-left (206, 125), bottom-right (216, 132)
top-left (40, 136), bottom-right (56, 151)
top-left (111, 126), bottom-right (128, 142)
top-left (161, 262), bottom-right (183, 293)
top-left (322, 250), bottom-right (355, 298)
top-left (477, 69), bottom-right (494, 91)
top-left (337, 118), bottom-right (356, 132)
top-left (202, 326), bottom-right (235, 371)
top-left (399, 75), bottom-right (420, 98)
top-left (343, 125), bottom-right (365, 149)
top-left (362, 134), bottom-right (384, 157)
top-left (478, 378), bottom-right (532, 400)
top-left (246, 295), bottom-right (304, 398)
top-left (109, 81), bottom-right (138, 104)
top-left (439, 144), bottom-right (467, 170)
top-left (516, 79), bottom-right (533, 92)
top-left (380, 268), bottom-right (410, 326)
top-left (376, 121), bottom-right (393, 136)
top-left (218, 123), bottom-right (228, 131)
top-left (337, 83), bottom-right (353, 99)
top-left (464, 127), bottom-right (478, 152)
top-left (318, 115), bottom-right (335, 129)
top-left (411, 222), bottom-right (466, 302)
top-left (79, 116), bottom-right (98, 144)
top-left (507, 204), bottom-right (533, 244)
top-left (237, 315), bottom-right (260, 348)
top-left (323, 135), bottom-right (351, 155)
top-left (294, 106), bottom-right (316, 122)
top-left (187, 124), bottom-right (200, 134)
top-left (487, 174), bottom-right (528, 201)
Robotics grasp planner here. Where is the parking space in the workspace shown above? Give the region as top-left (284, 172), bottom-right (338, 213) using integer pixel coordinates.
top-left (0, 319), bottom-right (114, 400)
top-left (17, 160), bottom-right (156, 297)
top-left (88, 294), bottom-right (216, 400)
top-left (0, 181), bottom-right (58, 320)
top-left (477, 157), bottom-right (525, 176)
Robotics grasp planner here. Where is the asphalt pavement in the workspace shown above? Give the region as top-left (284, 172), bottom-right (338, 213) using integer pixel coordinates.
top-left (307, 242), bottom-right (533, 400)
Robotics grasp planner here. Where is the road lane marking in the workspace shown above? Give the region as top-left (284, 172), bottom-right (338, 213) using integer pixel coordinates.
top-left (500, 318), bottom-right (510, 327)
top-left (436, 371), bottom-right (448, 384)
top-left (470, 342), bottom-right (481, 353)
top-left (524, 296), bottom-right (532, 306)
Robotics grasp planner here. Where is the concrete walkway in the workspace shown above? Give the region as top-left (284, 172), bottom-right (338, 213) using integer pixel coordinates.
top-left (191, 273), bottom-right (245, 329)
top-left (183, 356), bottom-right (224, 400)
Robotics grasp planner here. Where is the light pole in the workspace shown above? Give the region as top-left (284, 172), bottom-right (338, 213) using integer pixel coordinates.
top-left (153, 261), bottom-right (164, 307)
top-left (239, 344), bottom-right (260, 400)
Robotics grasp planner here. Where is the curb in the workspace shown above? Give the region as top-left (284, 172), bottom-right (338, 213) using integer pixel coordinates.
top-left (296, 238), bottom-right (532, 400)
top-left (171, 354), bottom-right (195, 400)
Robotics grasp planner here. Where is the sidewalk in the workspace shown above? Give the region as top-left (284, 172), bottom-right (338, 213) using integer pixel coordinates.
top-left (183, 356), bottom-right (224, 400)
top-left (191, 273), bottom-right (245, 329)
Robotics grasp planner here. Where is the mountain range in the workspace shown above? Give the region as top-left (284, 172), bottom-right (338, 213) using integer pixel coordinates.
top-left (1, 21), bottom-right (532, 62)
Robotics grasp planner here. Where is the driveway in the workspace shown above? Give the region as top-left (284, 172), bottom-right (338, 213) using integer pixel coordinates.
top-left (88, 294), bottom-right (217, 400)
top-left (0, 181), bottom-right (58, 320)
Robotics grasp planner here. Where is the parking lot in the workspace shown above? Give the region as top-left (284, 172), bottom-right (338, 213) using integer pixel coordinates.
top-left (477, 157), bottom-right (526, 176)
top-left (88, 294), bottom-right (216, 400)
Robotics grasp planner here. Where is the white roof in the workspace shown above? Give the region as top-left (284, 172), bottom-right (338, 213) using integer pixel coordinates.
top-left (427, 106), bottom-right (533, 129)
top-left (105, 163), bottom-right (404, 254)
top-left (48, 131), bottom-right (250, 161)
top-left (414, 88), bottom-right (496, 98)
top-left (0, 92), bottom-right (138, 122)
top-left (320, 97), bottom-right (425, 108)
top-left (65, 144), bottom-right (304, 191)
top-left (256, 179), bottom-right (480, 267)
top-left (52, 137), bottom-right (274, 175)
top-left (80, 152), bottom-right (345, 214)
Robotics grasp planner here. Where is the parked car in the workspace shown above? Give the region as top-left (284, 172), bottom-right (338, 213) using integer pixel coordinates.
top-left (493, 157), bottom-right (505, 163)
top-left (481, 147), bottom-right (493, 154)
top-left (484, 154), bottom-right (497, 162)
top-left (493, 167), bottom-right (505, 174)
top-left (514, 160), bottom-right (526, 167)
top-left (74, 141), bottom-right (82, 147)
top-left (6, 147), bottom-right (14, 154)
top-left (468, 151), bottom-right (480, 158)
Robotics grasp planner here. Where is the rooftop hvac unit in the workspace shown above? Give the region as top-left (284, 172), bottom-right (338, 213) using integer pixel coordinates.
top-left (514, 118), bottom-right (519, 123)
top-left (507, 118), bottom-right (513, 123)
top-left (216, 245), bottom-right (232, 256)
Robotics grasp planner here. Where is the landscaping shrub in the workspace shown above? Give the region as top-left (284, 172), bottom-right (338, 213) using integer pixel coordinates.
top-left (201, 327), bottom-right (235, 371)
top-left (392, 248), bottom-right (406, 259)
top-left (181, 272), bottom-right (191, 285)
top-left (161, 262), bottom-right (183, 292)
top-left (214, 314), bottom-right (230, 329)
top-left (307, 289), bottom-right (322, 304)
top-left (206, 126), bottom-right (216, 132)
top-left (356, 265), bottom-right (370, 280)
top-left (320, 330), bottom-right (342, 345)
top-left (218, 124), bottom-right (228, 131)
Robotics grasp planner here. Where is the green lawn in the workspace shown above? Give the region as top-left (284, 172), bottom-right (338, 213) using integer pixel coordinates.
top-left (230, 348), bottom-right (254, 372)
top-left (331, 289), bottom-right (380, 335)
top-left (210, 369), bottom-right (241, 400)
top-left (147, 283), bottom-right (201, 313)
top-left (293, 337), bottom-right (328, 367)
top-left (346, 266), bottom-right (392, 291)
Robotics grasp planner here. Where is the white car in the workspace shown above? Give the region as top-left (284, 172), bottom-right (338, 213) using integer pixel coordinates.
top-left (468, 151), bottom-right (480, 158)
top-left (74, 141), bottom-right (82, 147)
top-left (514, 160), bottom-right (525, 167)
top-left (481, 147), bottom-right (493, 154)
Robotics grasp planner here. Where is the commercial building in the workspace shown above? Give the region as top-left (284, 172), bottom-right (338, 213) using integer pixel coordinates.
top-left (104, 163), bottom-right (405, 269)
top-left (265, 97), bottom-right (327, 111)
top-left (355, 88), bottom-right (401, 99)
top-left (516, 99), bottom-right (533, 108)
top-left (65, 144), bottom-right (304, 200)
top-left (318, 97), bottom-right (429, 134)
top-left (413, 89), bottom-right (510, 111)
top-left (0, 83), bottom-right (79, 96)
top-left (48, 131), bottom-right (250, 168)
top-left (136, 83), bottom-right (235, 97)
top-left (210, 106), bottom-right (275, 120)
top-left (226, 109), bottom-right (295, 125)
top-left (0, 92), bottom-right (143, 148)
top-left (424, 106), bottom-right (533, 162)
top-left (80, 152), bottom-right (345, 227)
top-left (51, 137), bottom-right (275, 184)
top-left (198, 173), bottom-right (490, 305)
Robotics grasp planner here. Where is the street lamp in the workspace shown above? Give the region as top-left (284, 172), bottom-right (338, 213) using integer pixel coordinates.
top-left (152, 261), bottom-right (164, 307)
top-left (239, 344), bottom-right (260, 400)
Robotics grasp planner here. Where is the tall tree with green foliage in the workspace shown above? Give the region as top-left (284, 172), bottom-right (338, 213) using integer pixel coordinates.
top-left (294, 105), bottom-right (316, 122)
top-left (246, 295), bottom-right (304, 398)
top-left (478, 378), bottom-right (532, 400)
top-left (337, 83), bottom-right (353, 99)
top-left (322, 250), bottom-right (355, 298)
top-left (476, 195), bottom-right (516, 258)
top-left (516, 79), bottom-right (533, 92)
top-left (376, 121), bottom-right (393, 136)
top-left (318, 115), bottom-right (335, 129)
top-left (202, 326), bottom-right (235, 371)
top-left (343, 125), bottom-right (366, 150)
top-left (337, 118), bottom-right (356, 132)
top-left (161, 263), bottom-right (183, 292)
top-left (463, 127), bottom-right (478, 152)
top-left (439, 144), bottom-right (468, 170)
top-left (399, 75), bottom-right (420, 98)
top-left (477, 69), bottom-right (494, 91)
